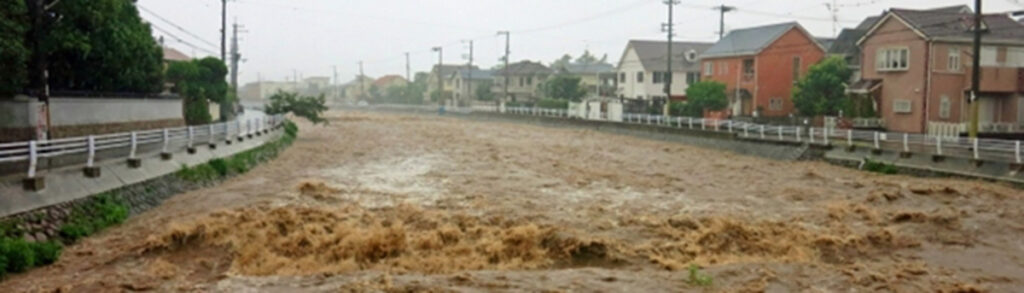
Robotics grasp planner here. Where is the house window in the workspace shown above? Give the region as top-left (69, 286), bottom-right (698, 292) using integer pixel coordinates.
top-left (769, 98), bottom-right (783, 111)
top-left (527, 76), bottom-right (533, 86)
top-left (893, 99), bottom-right (912, 114)
top-left (948, 47), bottom-right (961, 72)
top-left (704, 62), bottom-right (713, 76)
top-left (742, 59), bottom-right (754, 80)
top-left (620, 72), bottom-right (626, 83)
top-left (653, 72), bottom-right (663, 84)
top-left (939, 95), bottom-right (951, 118)
top-left (686, 72), bottom-right (700, 84)
top-left (792, 56), bottom-right (802, 83)
top-left (637, 72), bottom-right (645, 83)
top-left (877, 47), bottom-right (910, 71)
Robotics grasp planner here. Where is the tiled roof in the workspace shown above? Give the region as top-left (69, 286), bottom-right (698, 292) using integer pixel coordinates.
top-left (505, 61), bottom-right (552, 75)
top-left (622, 40), bottom-right (713, 72)
top-left (454, 69), bottom-right (493, 80)
top-left (554, 62), bottom-right (615, 74)
top-left (702, 22), bottom-right (821, 58)
top-left (886, 6), bottom-right (1024, 43)
top-left (373, 75), bottom-right (407, 87)
top-left (162, 47), bottom-right (190, 62)
top-left (830, 16), bottom-right (881, 56)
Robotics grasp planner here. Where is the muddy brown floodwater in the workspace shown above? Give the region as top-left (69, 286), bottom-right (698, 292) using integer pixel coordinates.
top-left (4, 111), bottom-right (1024, 292)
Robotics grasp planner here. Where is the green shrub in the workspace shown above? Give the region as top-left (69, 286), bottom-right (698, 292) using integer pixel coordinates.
top-left (284, 121), bottom-right (299, 137)
top-left (59, 193), bottom-right (128, 242)
top-left (208, 158), bottom-right (229, 177)
top-left (688, 264), bottom-right (713, 287)
top-left (863, 159), bottom-right (898, 175)
top-left (0, 253), bottom-right (7, 278)
top-left (536, 98), bottom-right (568, 109)
top-left (32, 241), bottom-right (62, 265)
top-left (1, 238), bottom-right (36, 273)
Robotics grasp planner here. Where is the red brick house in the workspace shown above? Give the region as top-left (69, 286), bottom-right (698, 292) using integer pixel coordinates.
top-left (854, 6), bottom-right (1024, 134)
top-left (700, 22), bottom-right (827, 117)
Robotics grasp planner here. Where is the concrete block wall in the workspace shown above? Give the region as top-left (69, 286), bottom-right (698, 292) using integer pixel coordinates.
top-left (0, 97), bottom-right (186, 142)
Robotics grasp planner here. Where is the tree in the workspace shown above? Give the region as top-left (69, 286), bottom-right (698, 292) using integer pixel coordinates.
top-left (165, 57), bottom-right (229, 125)
top-left (45, 0), bottom-right (164, 93)
top-left (475, 80), bottom-right (495, 101)
top-left (551, 54), bottom-right (573, 71)
top-left (792, 56), bottom-right (853, 117)
top-left (541, 75), bottom-right (586, 102)
top-left (682, 81), bottom-right (728, 117)
top-left (264, 90), bottom-right (328, 125)
top-left (0, 0), bottom-right (29, 97)
top-left (574, 50), bottom-right (599, 65)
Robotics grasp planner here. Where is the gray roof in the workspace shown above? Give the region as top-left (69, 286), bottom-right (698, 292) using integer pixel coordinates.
top-left (702, 22), bottom-right (818, 58)
top-left (453, 69), bottom-right (493, 80)
top-left (815, 38), bottom-right (836, 51)
top-left (621, 40), bottom-right (713, 72)
top-left (505, 61), bottom-right (552, 75)
top-left (883, 6), bottom-right (1024, 43)
top-left (431, 64), bottom-right (471, 77)
top-left (829, 16), bottom-right (881, 56)
top-left (554, 62), bottom-right (615, 74)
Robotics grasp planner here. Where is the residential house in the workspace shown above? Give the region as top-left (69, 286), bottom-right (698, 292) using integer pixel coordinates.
top-left (701, 22), bottom-right (827, 117)
top-left (493, 61), bottom-right (552, 103)
top-left (854, 5), bottom-right (1024, 134)
top-left (425, 65), bottom-right (471, 103)
top-left (449, 69), bottom-right (493, 105)
top-left (162, 47), bottom-right (191, 63)
top-left (551, 62), bottom-right (617, 97)
top-left (374, 75), bottom-right (409, 90)
top-left (829, 16), bottom-right (882, 82)
top-left (342, 76), bottom-right (376, 102)
top-left (616, 40), bottom-right (713, 103)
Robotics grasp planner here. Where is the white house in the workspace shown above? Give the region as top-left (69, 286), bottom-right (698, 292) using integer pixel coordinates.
top-left (616, 40), bottom-right (714, 101)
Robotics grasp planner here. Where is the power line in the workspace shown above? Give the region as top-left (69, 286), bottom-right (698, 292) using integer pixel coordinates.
top-left (149, 22), bottom-right (219, 56)
top-left (137, 5), bottom-right (219, 49)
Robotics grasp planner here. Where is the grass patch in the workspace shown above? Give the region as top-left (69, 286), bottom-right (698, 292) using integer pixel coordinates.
top-left (863, 159), bottom-right (898, 175)
top-left (175, 120), bottom-right (297, 183)
top-left (688, 264), bottom-right (713, 287)
top-left (58, 193), bottom-right (129, 242)
top-left (0, 222), bottom-right (64, 278)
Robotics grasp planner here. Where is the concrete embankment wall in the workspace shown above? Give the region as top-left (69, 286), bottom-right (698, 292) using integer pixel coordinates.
top-left (0, 125), bottom-right (285, 218)
top-left (0, 97), bottom-right (186, 142)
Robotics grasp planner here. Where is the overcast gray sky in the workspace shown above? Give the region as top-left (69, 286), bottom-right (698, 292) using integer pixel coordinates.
top-left (139, 0), bottom-right (1024, 85)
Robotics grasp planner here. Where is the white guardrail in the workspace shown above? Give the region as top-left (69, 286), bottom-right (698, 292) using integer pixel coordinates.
top-left (372, 104), bottom-right (1024, 165)
top-left (0, 115), bottom-right (286, 179)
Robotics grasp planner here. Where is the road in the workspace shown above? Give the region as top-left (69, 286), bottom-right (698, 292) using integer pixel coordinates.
top-left (3, 110), bottom-right (1023, 292)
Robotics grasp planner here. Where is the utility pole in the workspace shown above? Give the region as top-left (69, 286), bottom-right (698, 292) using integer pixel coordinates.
top-left (968, 0), bottom-right (983, 138)
top-left (497, 31), bottom-right (511, 103)
top-left (221, 0), bottom-right (228, 61)
top-left (359, 61), bottom-right (366, 99)
top-left (229, 21), bottom-right (245, 119)
top-left (714, 4), bottom-right (736, 40)
top-left (432, 47), bottom-right (444, 106)
top-left (662, 0), bottom-right (680, 113)
top-left (405, 52), bottom-right (411, 82)
top-left (824, 0), bottom-right (839, 38)
top-left (26, 0), bottom-right (55, 140)
top-left (463, 40), bottom-right (474, 103)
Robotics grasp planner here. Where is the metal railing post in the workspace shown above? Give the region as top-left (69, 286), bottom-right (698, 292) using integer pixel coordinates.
top-left (688, 117), bottom-right (693, 129)
top-left (873, 132), bottom-right (880, 150)
top-left (1016, 141), bottom-right (1022, 164)
top-left (208, 124), bottom-right (215, 144)
top-left (809, 128), bottom-right (815, 144)
top-left (973, 138), bottom-right (980, 160)
top-left (796, 127), bottom-right (802, 142)
top-left (903, 133), bottom-right (909, 153)
top-left (162, 129), bottom-right (169, 153)
top-left (129, 132), bottom-right (138, 159)
top-left (760, 125), bottom-right (766, 139)
top-left (727, 121), bottom-right (733, 133)
top-left (823, 128), bottom-right (830, 145)
top-left (743, 123), bottom-right (749, 137)
top-left (86, 135), bottom-right (96, 168)
top-left (701, 119), bottom-right (706, 130)
top-left (677, 117), bottom-right (682, 128)
top-left (936, 136), bottom-right (943, 156)
top-left (847, 130), bottom-right (853, 147)
top-left (188, 126), bottom-right (194, 148)
top-left (27, 141), bottom-right (37, 178)
top-left (778, 126), bottom-right (783, 140)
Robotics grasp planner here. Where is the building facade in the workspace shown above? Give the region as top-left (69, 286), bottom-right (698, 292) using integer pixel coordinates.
top-left (701, 22), bottom-right (826, 117)
top-left (493, 61), bottom-right (552, 103)
top-left (615, 40), bottom-right (712, 102)
top-left (856, 6), bottom-right (1024, 134)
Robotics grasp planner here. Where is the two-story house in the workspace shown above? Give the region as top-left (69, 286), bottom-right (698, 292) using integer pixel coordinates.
top-left (855, 5), bottom-right (1024, 134)
top-left (425, 64), bottom-right (470, 103)
top-left (449, 69), bottom-right (493, 105)
top-left (616, 40), bottom-right (713, 103)
top-left (493, 61), bottom-right (552, 103)
top-left (701, 22), bottom-right (827, 118)
top-left (551, 62), bottom-right (617, 97)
